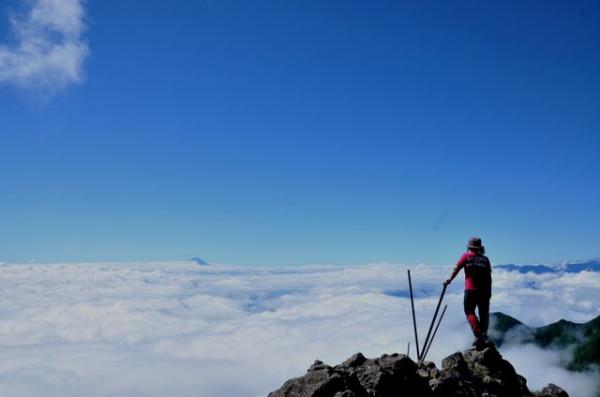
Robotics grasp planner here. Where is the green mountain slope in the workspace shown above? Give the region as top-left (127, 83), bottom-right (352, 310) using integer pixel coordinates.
top-left (489, 312), bottom-right (600, 371)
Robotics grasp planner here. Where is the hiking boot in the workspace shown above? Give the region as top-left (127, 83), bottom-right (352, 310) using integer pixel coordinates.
top-left (472, 334), bottom-right (489, 348)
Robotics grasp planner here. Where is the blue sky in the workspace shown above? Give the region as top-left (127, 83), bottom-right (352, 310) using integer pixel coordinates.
top-left (1, 0), bottom-right (599, 265)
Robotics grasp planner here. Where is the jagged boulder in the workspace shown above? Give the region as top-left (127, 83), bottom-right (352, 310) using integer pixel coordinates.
top-left (431, 342), bottom-right (530, 396)
top-left (268, 344), bottom-right (569, 397)
top-left (268, 353), bottom-right (431, 397)
top-left (535, 384), bottom-right (569, 397)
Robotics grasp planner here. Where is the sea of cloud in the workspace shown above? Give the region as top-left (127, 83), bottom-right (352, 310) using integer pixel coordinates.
top-left (0, 261), bottom-right (598, 397)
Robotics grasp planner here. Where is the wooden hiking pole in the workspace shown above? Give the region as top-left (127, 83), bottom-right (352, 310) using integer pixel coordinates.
top-left (420, 283), bottom-right (447, 363)
top-left (407, 270), bottom-right (421, 361)
top-left (421, 304), bottom-right (447, 362)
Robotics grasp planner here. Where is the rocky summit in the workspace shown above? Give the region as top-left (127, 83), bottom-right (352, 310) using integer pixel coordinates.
top-left (268, 343), bottom-right (569, 397)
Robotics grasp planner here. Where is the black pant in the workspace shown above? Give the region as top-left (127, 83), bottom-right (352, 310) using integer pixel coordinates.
top-left (463, 289), bottom-right (490, 337)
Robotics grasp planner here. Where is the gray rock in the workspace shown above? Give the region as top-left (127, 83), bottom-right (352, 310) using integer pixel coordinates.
top-left (268, 344), bottom-right (567, 397)
top-left (340, 353), bottom-right (367, 369)
top-left (536, 383), bottom-right (569, 397)
top-left (269, 353), bottom-right (430, 397)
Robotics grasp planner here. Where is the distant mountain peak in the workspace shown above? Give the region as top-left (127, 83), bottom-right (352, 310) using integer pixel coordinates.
top-left (490, 312), bottom-right (524, 332)
top-left (496, 260), bottom-right (600, 274)
top-left (190, 257), bottom-right (208, 265)
top-left (490, 312), bottom-right (600, 372)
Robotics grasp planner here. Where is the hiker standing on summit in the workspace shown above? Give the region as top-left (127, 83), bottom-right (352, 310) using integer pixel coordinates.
top-left (444, 237), bottom-right (492, 344)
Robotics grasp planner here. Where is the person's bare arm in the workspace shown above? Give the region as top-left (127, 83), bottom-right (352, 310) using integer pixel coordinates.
top-left (444, 254), bottom-right (466, 286)
top-left (444, 268), bottom-right (459, 285)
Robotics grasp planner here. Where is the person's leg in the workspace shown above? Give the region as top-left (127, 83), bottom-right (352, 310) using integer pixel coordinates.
top-left (478, 292), bottom-right (490, 336)
top-left (463, 290), bottom-right (481, 337)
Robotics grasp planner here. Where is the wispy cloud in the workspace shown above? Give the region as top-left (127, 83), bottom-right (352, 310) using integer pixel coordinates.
top-left (0, 261), bottom-right (598, 397)
top-left (0, 0), bottom-right (89, 96)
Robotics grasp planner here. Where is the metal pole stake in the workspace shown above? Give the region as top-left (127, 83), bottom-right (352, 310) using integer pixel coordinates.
top-left (422, 304), bottom-right (448, 362)
top-left (420, 284), bottom-right (447, 363)
top-left (407, 270), bottom-right (421, 361)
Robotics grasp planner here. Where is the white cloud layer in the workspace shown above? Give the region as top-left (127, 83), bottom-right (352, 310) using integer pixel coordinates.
top-left (0, 261), bottom-right (598, 397)
top-left (0, 0), bottom-right (88, 94)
